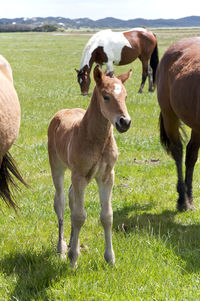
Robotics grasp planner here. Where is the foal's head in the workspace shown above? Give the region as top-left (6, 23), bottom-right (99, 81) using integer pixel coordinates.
top-left (93, 66), bottom-right (131, 133)
top-left (76, 65), bottom-right (91, 96)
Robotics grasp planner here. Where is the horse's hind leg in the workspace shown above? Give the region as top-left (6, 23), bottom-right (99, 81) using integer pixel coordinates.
top-left (160, 111), bottom-right (188, 211)
top-left (147, 65), bottom-right (154, 92)
top-left (96, 170), bottom-right (115, 264)
top-left (138, 58), bottom-right (148, 93)
top-left (50, 157), bottom-right (67, 257)
top-left (184, 130), bottom-right (200, 209)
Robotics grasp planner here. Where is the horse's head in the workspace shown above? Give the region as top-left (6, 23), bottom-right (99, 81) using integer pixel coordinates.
top-left (75, 65), bottom-right (91, 96)
top-left (93, 66), bottom-right (132, 133)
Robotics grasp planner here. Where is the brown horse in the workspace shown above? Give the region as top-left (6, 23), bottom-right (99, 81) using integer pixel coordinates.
top-left (0, 55), bottom-right (27, 210)
top-left (157, 37), bottom-right (200, 212)
top-left (48, 66), bottom-right (131, 266)
top-left (75, 28), bottom-right (159, 95)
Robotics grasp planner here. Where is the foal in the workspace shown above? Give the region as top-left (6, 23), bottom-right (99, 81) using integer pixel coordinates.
top-left (48, 66), bottom-right (131, 266)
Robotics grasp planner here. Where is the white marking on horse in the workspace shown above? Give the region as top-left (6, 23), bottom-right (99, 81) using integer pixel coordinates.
top-left (80, 29), bottom-right (132, 69)
top-left (114, 83), bottom-right (122, 95)
top-left (79, 78), bottom-right (83, 84)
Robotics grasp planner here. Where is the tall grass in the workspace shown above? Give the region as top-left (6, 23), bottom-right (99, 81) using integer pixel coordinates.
top-left (0, 28), bottom-right (200, 300)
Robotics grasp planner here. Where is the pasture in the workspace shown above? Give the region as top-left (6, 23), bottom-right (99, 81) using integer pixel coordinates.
top-left (0, 28), bottom-right (200, 300)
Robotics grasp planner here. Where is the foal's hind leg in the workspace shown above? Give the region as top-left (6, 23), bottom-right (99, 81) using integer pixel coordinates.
top-left (96, 170), bottom-right (115, 264)
top-left (161, 112), bottom-right (189, 211)
top-left (184, 130), bottom-right (200, 209)
top-left (51, 160), bottom-right (67, 257)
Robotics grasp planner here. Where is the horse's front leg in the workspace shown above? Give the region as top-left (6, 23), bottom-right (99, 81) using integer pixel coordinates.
top-left (96, 170), bottom-right (115, 264)
top-left (68, 173), bottom-right (87, 267)
top-left (105, 61), bottom-right (114, 77)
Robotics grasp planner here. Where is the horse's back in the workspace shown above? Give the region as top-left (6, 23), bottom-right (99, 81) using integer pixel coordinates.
top-left (48, 108), bottom-right (86, 166)
top-left (0, 67), bottom-right (20, 157)
top-left (157, 37), bottom-right (200, 131)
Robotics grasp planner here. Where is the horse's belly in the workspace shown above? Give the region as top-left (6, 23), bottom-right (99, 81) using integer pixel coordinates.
top-left (0, 82), bottom-right (20, 155)
top-left (118, 46), bottom-right (139, 65)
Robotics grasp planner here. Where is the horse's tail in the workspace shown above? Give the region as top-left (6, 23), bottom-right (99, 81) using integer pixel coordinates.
top-left (0, 152), bottom-right (28, 211)
top-left (159, 112), bottom-right (171, 155)
top-left (150, 35), bottom-right (159, 85)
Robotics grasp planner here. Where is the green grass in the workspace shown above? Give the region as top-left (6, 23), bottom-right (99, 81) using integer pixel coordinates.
top-left (0, 28), bottom-right (200, 300)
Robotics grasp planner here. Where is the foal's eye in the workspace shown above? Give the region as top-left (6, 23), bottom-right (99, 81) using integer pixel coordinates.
top-left (103, 95), bottom-right (110, 102)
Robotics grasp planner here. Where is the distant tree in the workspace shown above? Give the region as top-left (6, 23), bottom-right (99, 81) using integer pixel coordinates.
top-left (33, 24), bottom-right (58, 32)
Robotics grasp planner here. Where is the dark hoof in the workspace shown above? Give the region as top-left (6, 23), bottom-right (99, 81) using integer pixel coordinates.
top-left (148, 88), bottom-right (154, 92)
top-left (177, 201), bottom-right (195, 212)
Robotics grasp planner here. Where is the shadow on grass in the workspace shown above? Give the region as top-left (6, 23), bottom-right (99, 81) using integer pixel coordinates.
top-left (113, 204), bottom-right (200, 273)
top-left (0, 249), bottom-right (73, 300)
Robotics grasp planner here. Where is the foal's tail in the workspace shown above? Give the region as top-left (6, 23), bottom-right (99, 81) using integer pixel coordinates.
top-left (159, 112), bottom-right (171, 155)
top-left (0, 152), bottom-right (29, 211)
top-left (150, 36), bottom-right (159, 85)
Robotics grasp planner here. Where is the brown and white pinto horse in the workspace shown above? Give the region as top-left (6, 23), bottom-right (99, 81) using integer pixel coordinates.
top-left (76, 28), bottom-right (159, 95)
top-left (0, 55), bottom-right (27, 210)
top-left (48, 66), bottom-right (131, 266)
top-left (157, 37), bottom-right (200, 212)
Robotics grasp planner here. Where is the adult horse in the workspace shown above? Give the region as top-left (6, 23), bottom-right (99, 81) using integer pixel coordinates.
top-left (157, 37), bottom-right (200, 212)
top-left (75, 28), bottom-right (159, 95)
top-left (0, 54), bottom-right (27, 210)
top-left (48, 66), bottom-right (131, 267)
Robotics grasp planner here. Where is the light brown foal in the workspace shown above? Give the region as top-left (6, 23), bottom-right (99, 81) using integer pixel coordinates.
top-left (48, 66), bottom-right (131, 266)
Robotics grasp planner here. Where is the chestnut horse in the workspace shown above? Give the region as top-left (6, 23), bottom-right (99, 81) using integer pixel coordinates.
top-left (76, 28), bottom-right (159, 95)
top-left (157, 37), bottom-right (200, 212)
top-left (0, 55), bottom-right (27, 210)
top-left (48, 66), bottom-right (131, 266)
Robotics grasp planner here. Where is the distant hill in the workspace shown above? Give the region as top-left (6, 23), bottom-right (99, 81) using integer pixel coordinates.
top-left (0, 15), bottom-right (200, 31)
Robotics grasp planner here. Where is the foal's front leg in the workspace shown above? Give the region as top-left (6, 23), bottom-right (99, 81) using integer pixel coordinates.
top-left (68, 174), bottom-right (87, 267)
top-left (96, 170), bottom-right (115, 264)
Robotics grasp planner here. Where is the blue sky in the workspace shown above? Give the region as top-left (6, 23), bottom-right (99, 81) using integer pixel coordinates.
top-left (0, 0), bottom-right (200, 20)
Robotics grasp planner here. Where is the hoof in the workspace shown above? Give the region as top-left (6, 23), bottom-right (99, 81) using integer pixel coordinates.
top-left (104, 250), bottom-right (115, 265)
top-left (68, 248), bottom-right (79, 268)
top-left (57, 240), bottom-right (67, 256)
top-left (177, 201), bottom-right (195, 212)
top-left (148, 88), bottom-right (154, 92)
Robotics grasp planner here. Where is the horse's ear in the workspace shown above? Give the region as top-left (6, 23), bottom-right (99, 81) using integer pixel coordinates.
top-left (93, 65), bottom-right (104, 85)
top-left (75, 68), bottom-right (79, 73)
top-left (117, 69), bottom-right (132, 84)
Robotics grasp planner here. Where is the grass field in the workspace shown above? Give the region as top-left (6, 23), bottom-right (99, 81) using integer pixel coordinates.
top-left (1, 28), bottom-right (200, 300)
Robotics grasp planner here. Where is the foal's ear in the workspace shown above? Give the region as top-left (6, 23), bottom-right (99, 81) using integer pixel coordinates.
top-left (117, 69), bottom-right (132, 84)
top-left (93, 65), bottom-right (104, 85)
top-left (75, 68), bottom-right (79, 73)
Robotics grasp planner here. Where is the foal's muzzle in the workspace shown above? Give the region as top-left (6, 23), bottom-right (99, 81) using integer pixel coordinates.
top-left (115, 116), bottom-right (131, 133)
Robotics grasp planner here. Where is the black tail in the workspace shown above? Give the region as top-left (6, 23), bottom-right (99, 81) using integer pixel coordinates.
top-left (150, 38), bottom-right (159, 85)
top-left (159, 112), bottom-right (171, 155)
top-left (0, 152), bottom-right (29, 211)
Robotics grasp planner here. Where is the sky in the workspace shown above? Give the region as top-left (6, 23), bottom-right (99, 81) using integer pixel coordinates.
top-left (0, 0), bottom-right (200, 20)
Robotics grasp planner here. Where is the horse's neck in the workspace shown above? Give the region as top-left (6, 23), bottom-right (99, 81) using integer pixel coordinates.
top-left (81, 88), bottom-right (112, 146)
top-left (80, 42), bottom-right (96, 70)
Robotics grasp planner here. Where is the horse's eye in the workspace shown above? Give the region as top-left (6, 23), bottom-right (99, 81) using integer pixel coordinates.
top-left (103, 95), bottom-right (110, 102)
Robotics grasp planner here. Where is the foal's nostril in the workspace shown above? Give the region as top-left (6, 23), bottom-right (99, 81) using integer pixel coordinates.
top-left (119, 117), bottom-right (131, 128)
top-left (119, 117), bottom-right (126, 127)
